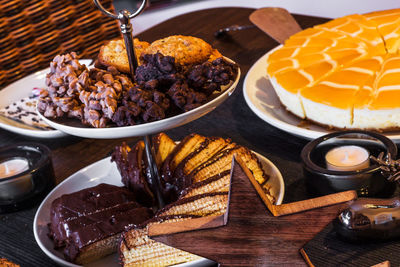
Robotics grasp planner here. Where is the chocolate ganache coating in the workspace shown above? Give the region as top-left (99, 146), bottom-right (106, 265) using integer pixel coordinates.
top-left (48, 183), bottom-right (153, 263)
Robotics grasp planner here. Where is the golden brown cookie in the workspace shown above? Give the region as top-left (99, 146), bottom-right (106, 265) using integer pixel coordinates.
top-left (144, 35), bottom-right (214, 66)
top-left (98, 38), bottom-right (150, 73)
top-left (208, 48), bottom-right (223, 61)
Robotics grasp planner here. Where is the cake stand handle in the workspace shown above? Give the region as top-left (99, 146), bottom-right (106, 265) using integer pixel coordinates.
top-left (93, 0), bottom-right (148, 80)
top-left (143, 135), bottom-right (165, 209)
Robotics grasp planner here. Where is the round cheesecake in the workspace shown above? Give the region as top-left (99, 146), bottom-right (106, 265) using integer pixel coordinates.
top-left (266, 8), bottom-right (400, 130)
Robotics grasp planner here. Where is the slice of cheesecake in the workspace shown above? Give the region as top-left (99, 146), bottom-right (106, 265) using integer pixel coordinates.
top-left (354, 54), bottom-right (400, 129)
top-left (300, 55), bottom-right (384, 129)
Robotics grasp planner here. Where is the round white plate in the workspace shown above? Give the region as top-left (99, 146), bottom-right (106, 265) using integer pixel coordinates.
top-left (38, 59), bottom-right (240, 139)
top-left (243, 50), bottom-right (400, 141)
top-left (33, 152), bottom-right (284, 267)
top-left (0, 60), bottom-right (91, 139)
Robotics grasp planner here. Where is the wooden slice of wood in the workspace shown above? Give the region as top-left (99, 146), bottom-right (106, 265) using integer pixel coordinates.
top-left (249, 7), bottom-right (302, 44)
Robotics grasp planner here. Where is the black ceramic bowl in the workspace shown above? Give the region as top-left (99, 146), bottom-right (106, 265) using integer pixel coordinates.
top-left (301, 131), bottom-right (397, 197)
top-left (0, 143), bottom-right (55, 213)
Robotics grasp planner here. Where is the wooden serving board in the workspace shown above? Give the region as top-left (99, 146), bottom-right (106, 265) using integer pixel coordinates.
top-left (153, 157), bottom-right (349, 265)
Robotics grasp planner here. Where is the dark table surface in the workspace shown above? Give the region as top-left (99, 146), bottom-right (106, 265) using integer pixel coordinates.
top-left (0, 7), bottom-right (356, 267)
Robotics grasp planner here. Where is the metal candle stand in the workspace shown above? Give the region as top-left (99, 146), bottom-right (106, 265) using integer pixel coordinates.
top-left (93, 0), bottom-right (165, 209)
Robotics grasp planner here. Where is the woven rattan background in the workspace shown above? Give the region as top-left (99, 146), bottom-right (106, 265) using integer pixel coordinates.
top-left (0, 0), bottom-right (121, 89)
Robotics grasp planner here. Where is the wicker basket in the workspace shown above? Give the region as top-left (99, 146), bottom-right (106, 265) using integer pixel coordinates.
top-left (0, 0), bottom-right (121, 89)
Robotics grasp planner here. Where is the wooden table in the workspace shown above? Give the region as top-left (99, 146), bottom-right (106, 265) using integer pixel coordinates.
top-left (0, 7), bottom-right (341, 267)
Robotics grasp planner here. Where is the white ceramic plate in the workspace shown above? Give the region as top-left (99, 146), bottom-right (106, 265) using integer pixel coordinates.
top-left (0, 60), bottom-right (91, 139)
top-left (33, 153), bottom-right (284, 267)
top-left (243, 49), bottom-right (400, 141)
top-left (38, 59), bottom-right (241, 139)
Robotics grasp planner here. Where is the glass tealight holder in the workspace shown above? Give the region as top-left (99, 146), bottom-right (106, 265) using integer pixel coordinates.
top-left (301, 130), bottom-right (397, 197)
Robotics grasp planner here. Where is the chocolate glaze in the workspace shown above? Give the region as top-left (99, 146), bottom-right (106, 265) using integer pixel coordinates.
top-left (188, 145), bottom-right (241, 179)
top-left (160, 134), bottom-right (203, 202)
top-left (111, 142), bottom-right (155, 207)
top-left (161, 133), bottom-right (199, 183)
top-left (48, 183), bottom-right (153, 263)
top-left (49, 183), bottom-right (137, 248)
top-left (179, 170), bottom-right (231, 198)
top-left (64, 206), bottom-right (153, 262)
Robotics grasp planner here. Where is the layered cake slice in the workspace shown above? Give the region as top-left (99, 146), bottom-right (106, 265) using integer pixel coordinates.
top-left (173, 137), bottom-right (230, 180)
top-left (119, 162), bottom-right (232, 267)
top-left (48, 183), bottom-right (153, 264)
top-left (112, 141), bottom-right (155, 207)
top-left (118, 133), bottom-right (275, 266)
top-left (153, 132), bottom-right (176, 166)
top-left (161, 133), bottom-right (206, 182)
top-left (119, 154), bottom-right (272, 266)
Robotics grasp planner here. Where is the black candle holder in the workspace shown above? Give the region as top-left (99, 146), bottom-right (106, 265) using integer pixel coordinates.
top-left (0, 143), bottom-right (55, 213)
top-left (301, 130), bottom-right (398, 197)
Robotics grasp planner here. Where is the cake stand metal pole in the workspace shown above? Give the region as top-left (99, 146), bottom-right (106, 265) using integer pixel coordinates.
top-left (143, 135), bottom-right (165, 208)
top-left (93, 0), bottom-right (147, 79)
top-left (93, 0), bottom-right (165, 209)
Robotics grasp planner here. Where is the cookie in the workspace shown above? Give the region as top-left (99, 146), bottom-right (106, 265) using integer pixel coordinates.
top-left (0, 258), bottom-right (20, 267)
top-left (98, 38), bottom-right (150, 74)
top-left (144, 35), bottom-right (214, 66)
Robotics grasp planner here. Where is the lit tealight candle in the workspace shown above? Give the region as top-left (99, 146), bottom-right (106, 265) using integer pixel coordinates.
top-left (0, 158), bottom-right (29, 179)
top-left (0, 157), bottom-right (32, 199)
top-left (325, 145), bottom-right (370, 171)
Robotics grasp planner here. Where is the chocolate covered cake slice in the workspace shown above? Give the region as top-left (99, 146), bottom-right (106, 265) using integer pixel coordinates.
top-left (48, 183), bottom-right (153, 264)
top-left (112, 141), bottom-right (155, 207)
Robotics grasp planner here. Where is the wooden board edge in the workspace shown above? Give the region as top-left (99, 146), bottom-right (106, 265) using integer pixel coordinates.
top-left (300, 248), bottom-right (315, 267)
top-left (148, 213), bottom-right (227, 237)
top-left (274, 190), bottom-right (357, 216)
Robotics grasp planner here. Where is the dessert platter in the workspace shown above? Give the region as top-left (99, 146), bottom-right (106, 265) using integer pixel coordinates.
top-left (244, 8), bottom-right (400, 141)
top-left (37, 36), bottom-right (240, 139)
top-left (33, 133), bottom-right (284, 266)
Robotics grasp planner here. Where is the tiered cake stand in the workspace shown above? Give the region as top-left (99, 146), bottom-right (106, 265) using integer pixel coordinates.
top-left (38, 0), bottom-right (240, 209)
